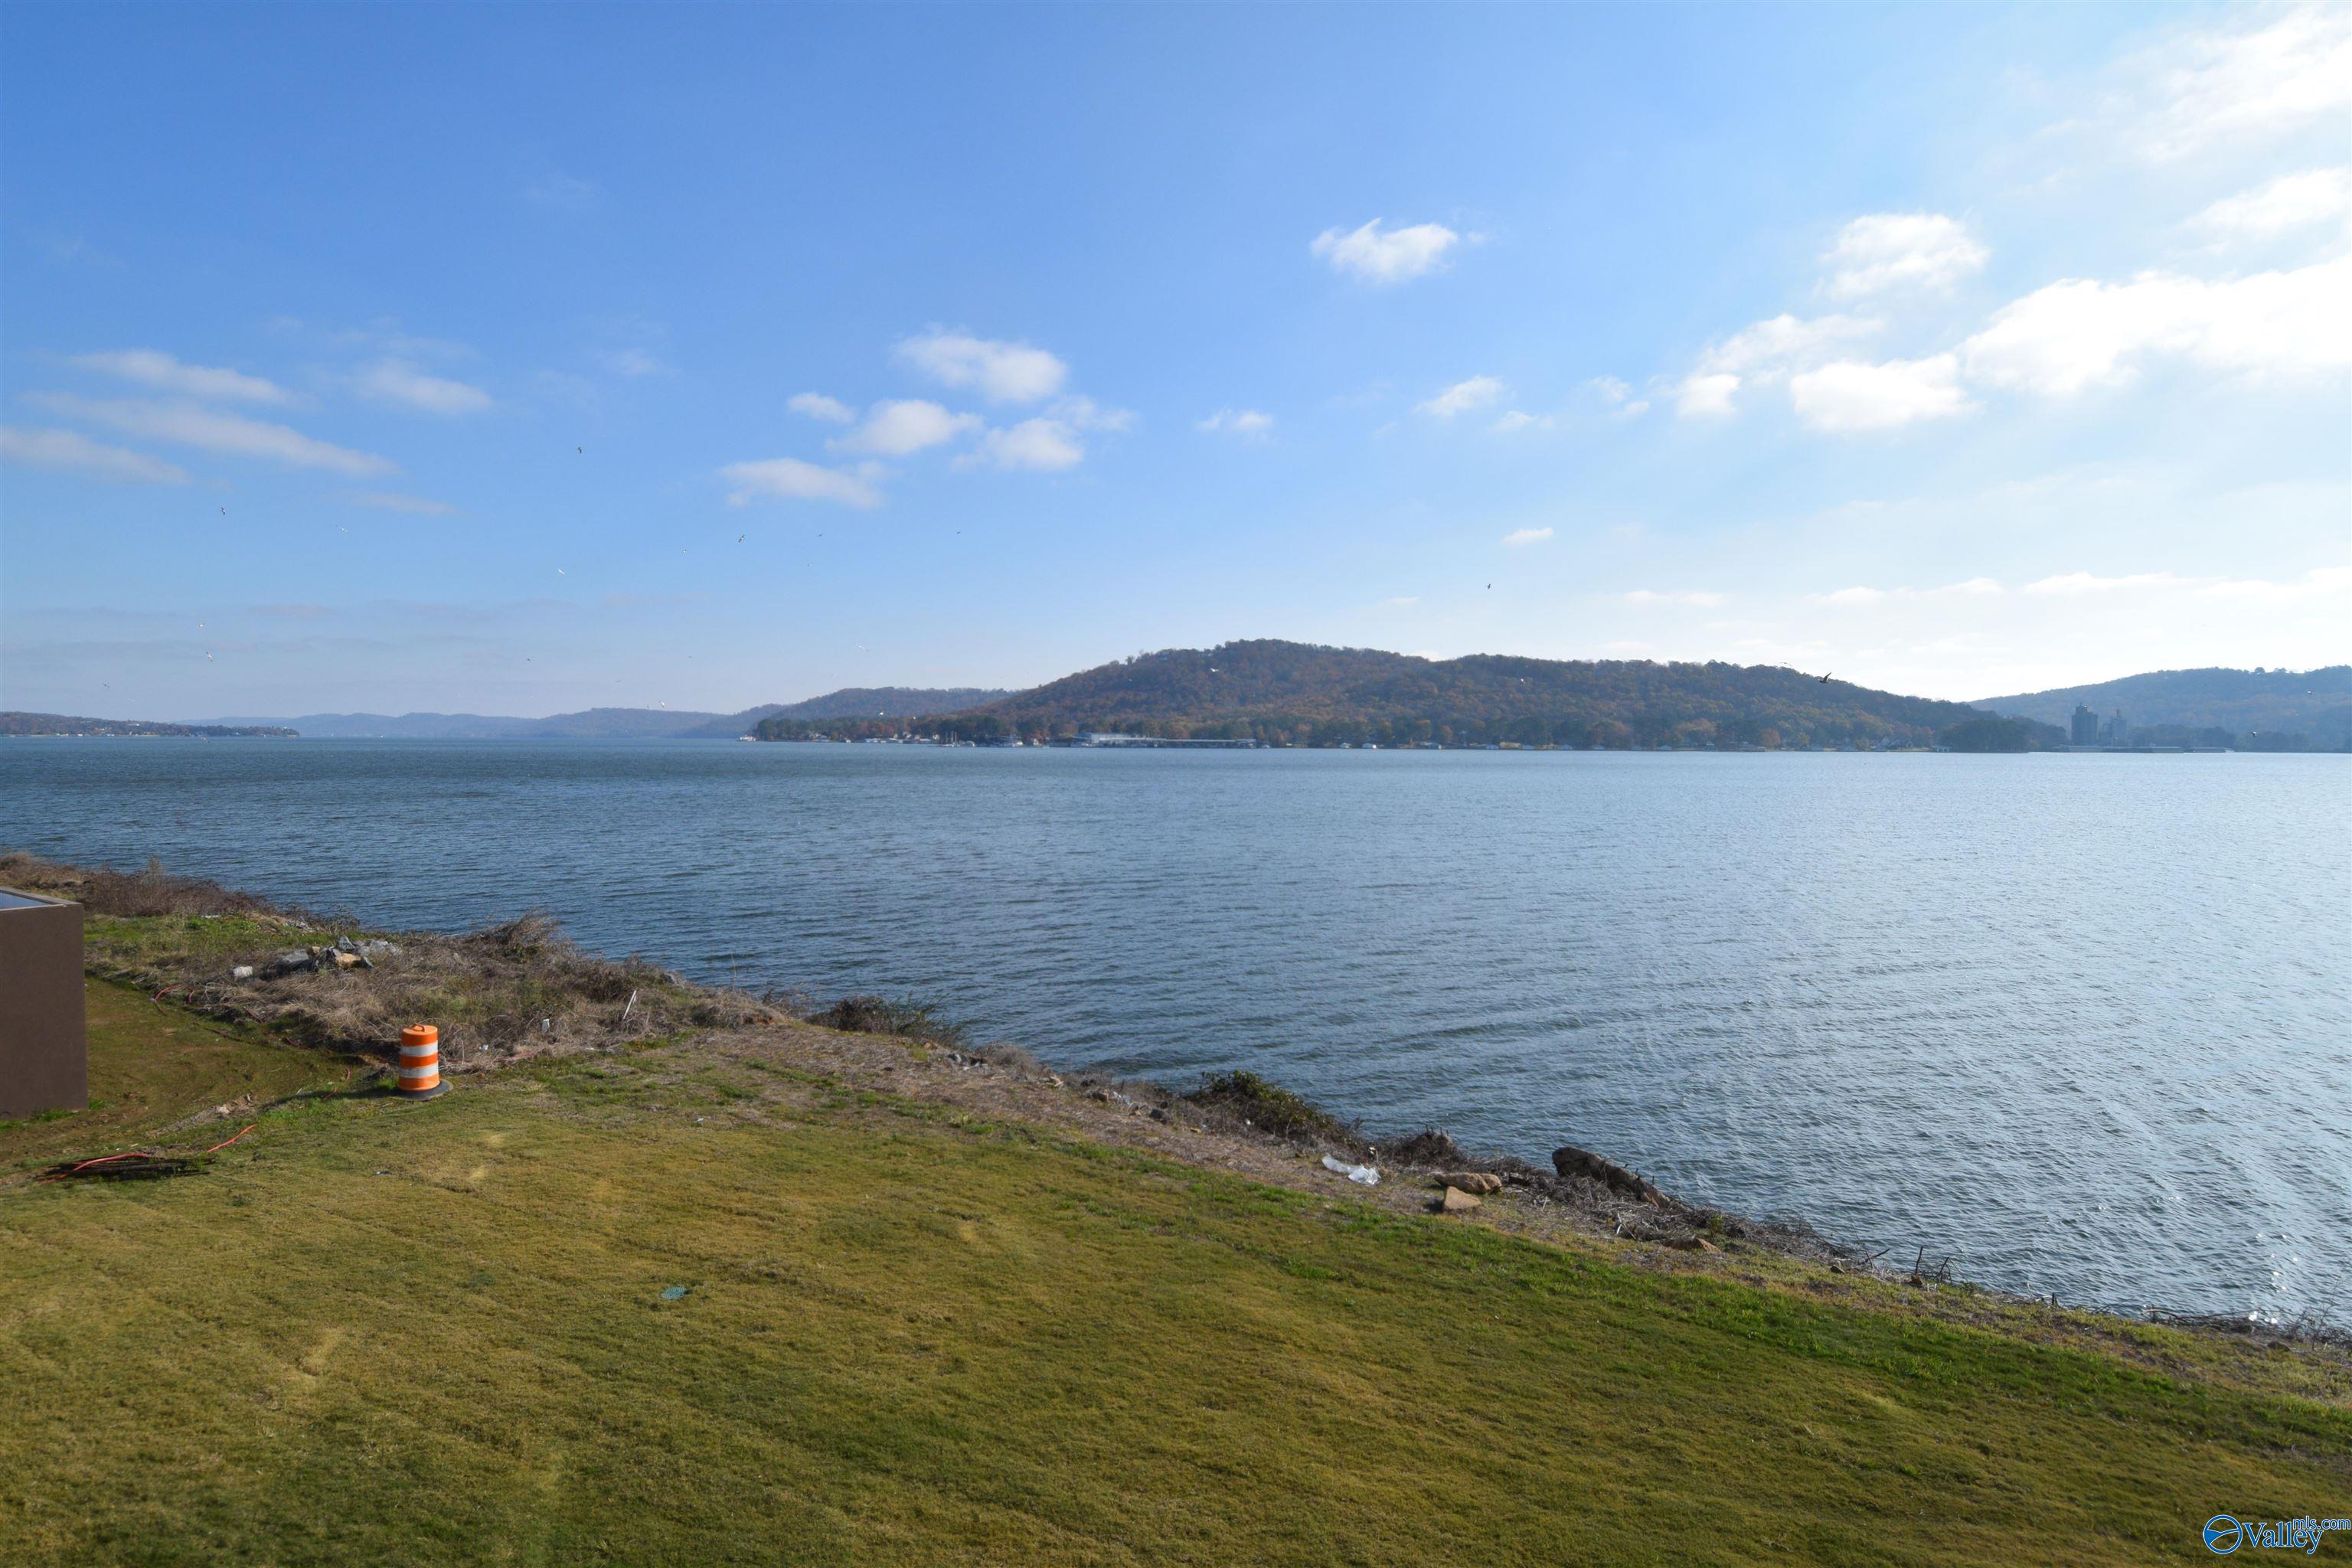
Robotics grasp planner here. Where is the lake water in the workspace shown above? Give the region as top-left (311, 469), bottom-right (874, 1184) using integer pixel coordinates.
top-left (5, 739), bottom-right (2347, 1321)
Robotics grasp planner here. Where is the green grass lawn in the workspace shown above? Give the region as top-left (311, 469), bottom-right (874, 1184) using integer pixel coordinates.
top-left (0, 979), bottom-right (361, 1171)
top-left (1, 993), bottom-right (2344, 1566)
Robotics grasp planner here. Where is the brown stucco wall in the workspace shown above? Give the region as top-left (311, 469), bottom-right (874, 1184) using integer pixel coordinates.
top-left (0, 890), bottom-right (87, 1120)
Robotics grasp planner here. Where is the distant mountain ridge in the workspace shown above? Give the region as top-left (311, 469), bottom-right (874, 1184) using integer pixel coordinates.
top-left (196, 687), bottom-right (1009, 740)
top-left (1978, 666), bottom-right (2351, 748)
top-left (762, 639), bottom-right (1999, 748)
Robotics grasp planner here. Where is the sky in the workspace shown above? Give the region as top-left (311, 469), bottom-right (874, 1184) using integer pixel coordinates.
top-left (2, 3), bottom-right (2347, 719)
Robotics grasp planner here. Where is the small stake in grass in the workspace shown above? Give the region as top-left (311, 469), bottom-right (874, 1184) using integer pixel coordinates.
top-left (396, 1024), bottom-right (449, 1100)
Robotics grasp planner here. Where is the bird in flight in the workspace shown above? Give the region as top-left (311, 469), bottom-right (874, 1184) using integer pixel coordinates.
top-left (1819, 671), bottom-right (1832, 684)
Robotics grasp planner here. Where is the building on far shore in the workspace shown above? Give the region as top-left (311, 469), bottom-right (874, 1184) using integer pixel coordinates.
top-left (2070, 704), bottom-right (2098, 745)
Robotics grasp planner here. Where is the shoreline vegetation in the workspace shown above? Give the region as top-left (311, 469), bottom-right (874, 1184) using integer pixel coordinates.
top-left (2, 853), bottom-right (2347, 1561)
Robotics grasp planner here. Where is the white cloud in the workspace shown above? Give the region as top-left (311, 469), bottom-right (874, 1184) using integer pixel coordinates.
top-left (895, 332), bottom-right (1067, 403)
top-left (0, 425), bottom-right (189, 484)
top-left (1625, 589), bottom-right (1726, 607)
top-left (720, 457), bottom-right (881, 509)
top-left (1416, 375), bottom-right (1504, 418)
top-left (1678, 313), bottom-right (1882, 416)
top-left (345, 491), bottom-right (456, 515)
top-left (1198, 408), bottom-right (1273, 439)
top-left (592, 347), bottom-right (667, 377)
top-left (2189, 167), bottom-right (2352, 244)
top-left (1822, 214), bottom-right (1989, 298)
top-left (1382, 596), bottom-right (1419, 607)
top-left (1051, 395), bottom-right (1135, 433)
top-left (2117, 8), bottom-right (2352, 163)
top-left (1815, 578), bottom-right (2004, 603)
top-left (1675, 374), bottom-right (1741, 417)
top-left (2199, 565), bottom-right (2351, 602)
top-left (1700, 313), bottom-right (1883, 377)
top-left (28, 393), bottom-right (394, 475)
top-left (787, 392), bottom-right (855, 423)
top-left (1962, 256), bottom-right (2351, 395)
top-left (1311, 218), bottom-right (1462, 285)
top-left (355, 359), bottom-right (492, 415)
top-left (831, 399), bottom-right (981, 456)
top-left (1502, 527), bottom-right (1553, 547)
top-left (1586, 376), bottom-right (1651, 416)
top-left (975, 419), bottom-right (1084, 472)
top-left (70, 349), bottom-right (287, 404)
top-left (790, 399), bottom-right (856, 430)
top-left (1788, 353), bottom-right (1972, 432)
top-left (2023, 570), bottom-right (2189, 596)
top-left (1494, 410), bottom-right (1556, 433)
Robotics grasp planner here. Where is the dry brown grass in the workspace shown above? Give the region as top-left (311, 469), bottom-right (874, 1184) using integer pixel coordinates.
top-left (0, 853), bottom-right (296, 920)
top-left (0, 851), bottom-right (786, 1068)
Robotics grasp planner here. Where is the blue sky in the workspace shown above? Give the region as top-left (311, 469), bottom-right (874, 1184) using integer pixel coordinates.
top-left (3, 3), bottom-right (2345, 718)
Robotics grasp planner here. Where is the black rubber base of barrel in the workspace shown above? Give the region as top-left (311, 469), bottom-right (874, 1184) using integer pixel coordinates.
top-left (395, 1082), bottom-right (449, 1100)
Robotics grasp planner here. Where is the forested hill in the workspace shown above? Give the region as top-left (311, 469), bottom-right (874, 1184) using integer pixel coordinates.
top-left (1978, 666), bottom-right (2352, 749)
top-left (761, 641), bottom-right (1999, 748)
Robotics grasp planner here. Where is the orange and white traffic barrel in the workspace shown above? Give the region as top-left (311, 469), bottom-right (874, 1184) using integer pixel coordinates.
top-left (397, 1024), bottom-right (449, 1099)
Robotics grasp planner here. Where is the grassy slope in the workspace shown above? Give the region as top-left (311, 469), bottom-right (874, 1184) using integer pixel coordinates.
top-left (0, 979), bottom-right (360, 1169)
top-left (2, 988), bottom-right (2344, 1566)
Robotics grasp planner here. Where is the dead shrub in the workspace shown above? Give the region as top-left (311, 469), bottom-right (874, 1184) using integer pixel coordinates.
top-left (1383, 1129), bottom-right (1467, 1168)
top-left (972, 1041), bottom-right (1045, 1075)
top-left (1184, 1070), bottom-right (1361, 1151)
top-left (0, 852), bottom-right (303, 920)
top-left (808, 995), bottom-right (970, 1050)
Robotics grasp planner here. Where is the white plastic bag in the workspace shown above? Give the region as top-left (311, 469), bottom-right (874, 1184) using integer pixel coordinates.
top-left (1321, 1154), bottom-right (1379, 1187)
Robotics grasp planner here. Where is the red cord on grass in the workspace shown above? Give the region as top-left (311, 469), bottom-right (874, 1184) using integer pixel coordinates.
top-left (201, 1124), bottom-right (256, 1155)
top-left (62, 1123), bottom-right (256, 1173)
top-left (64, 1151), bottom-right (154, 1173)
